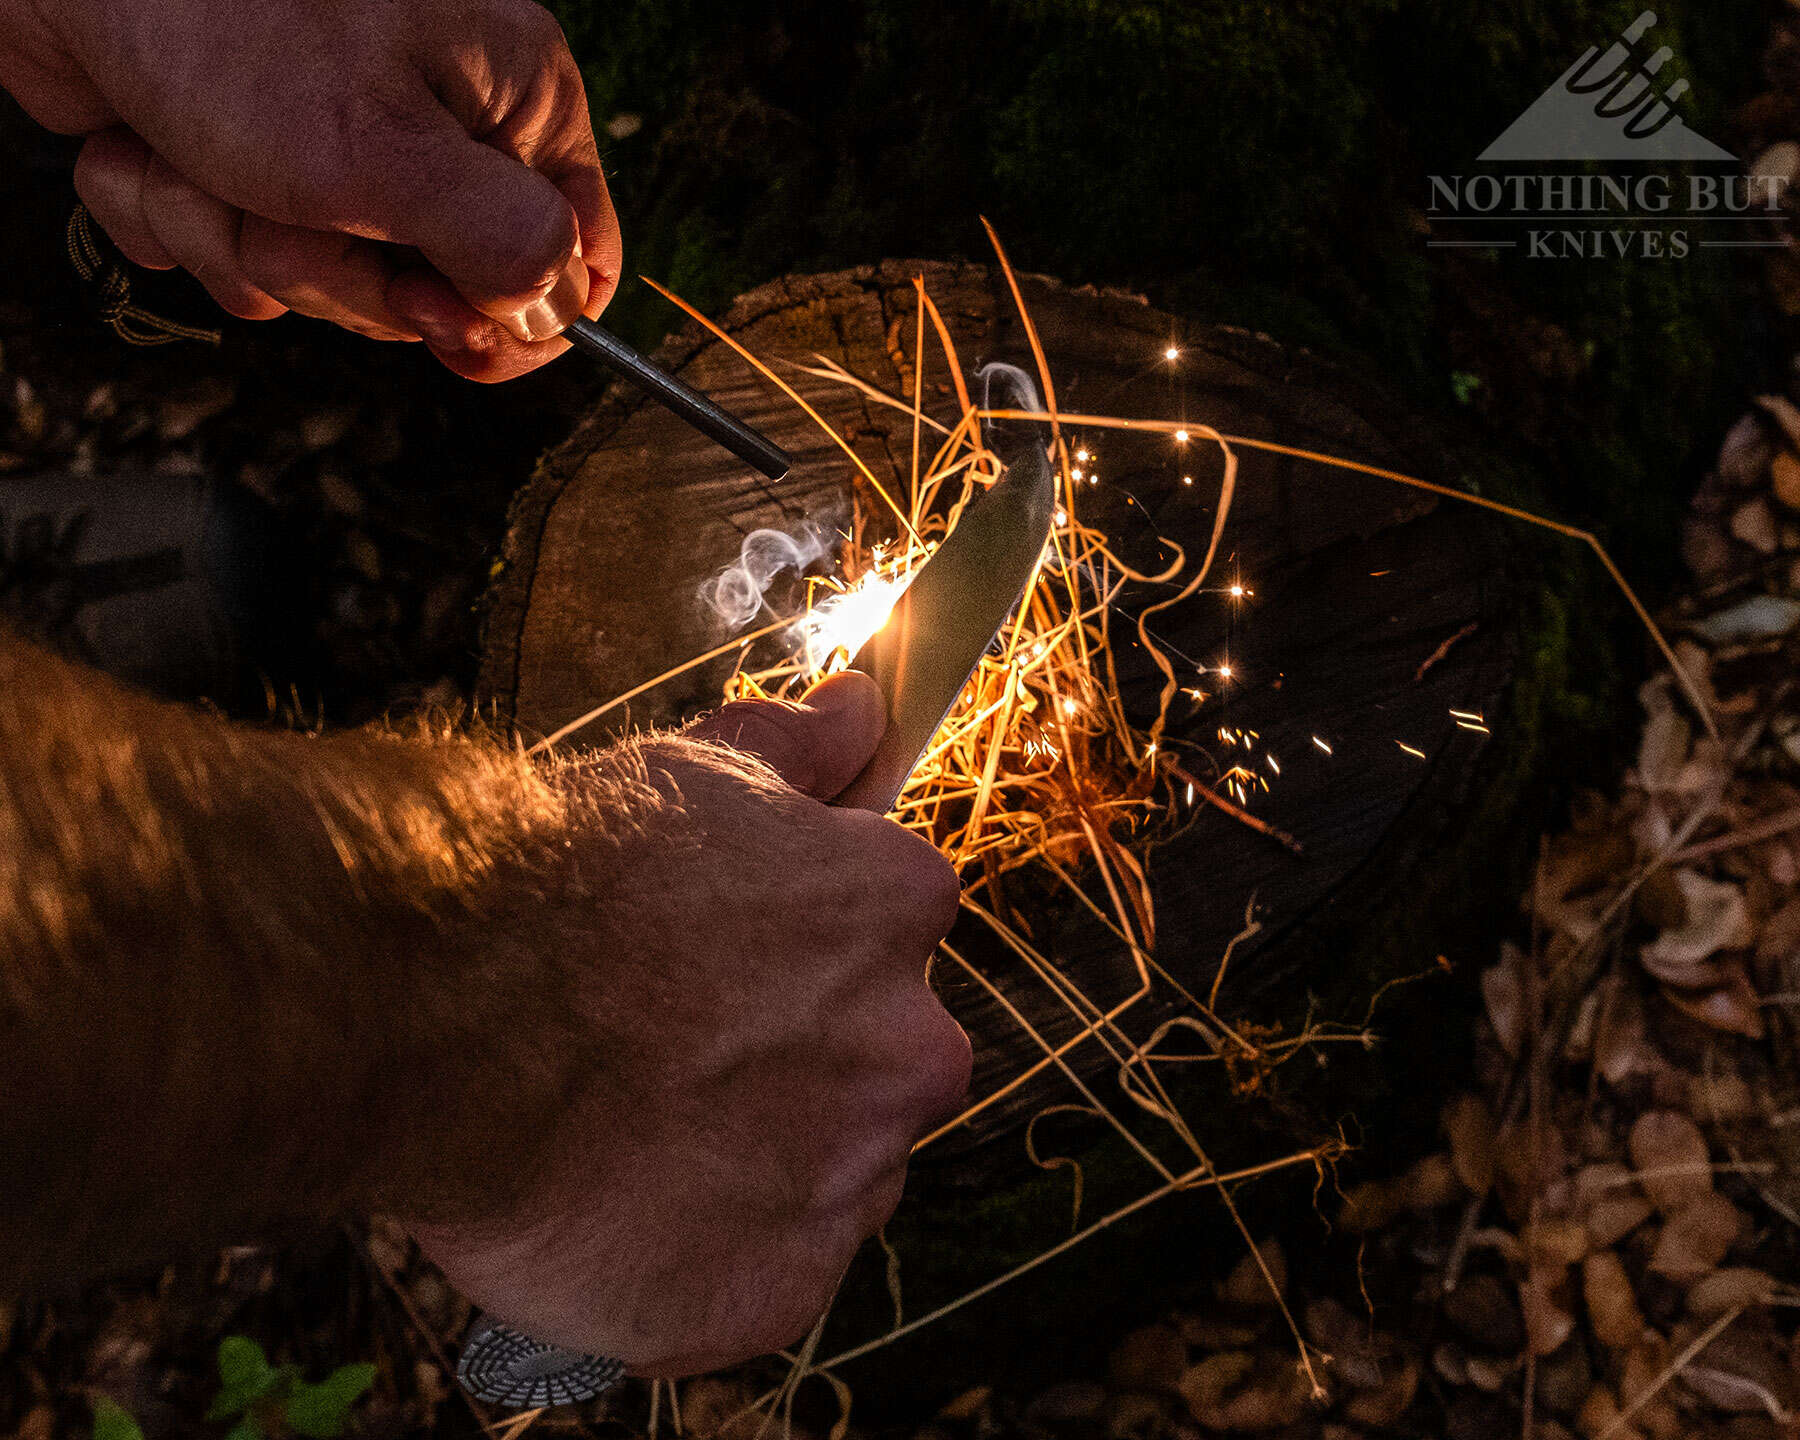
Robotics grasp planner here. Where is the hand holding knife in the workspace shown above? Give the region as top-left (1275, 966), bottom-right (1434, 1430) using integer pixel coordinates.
top-left (457, 364), bottom-right (1053, 1409)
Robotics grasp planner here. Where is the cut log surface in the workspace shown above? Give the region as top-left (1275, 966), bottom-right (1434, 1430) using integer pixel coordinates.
top-left (481, 260), bottom-right (1519, 1165)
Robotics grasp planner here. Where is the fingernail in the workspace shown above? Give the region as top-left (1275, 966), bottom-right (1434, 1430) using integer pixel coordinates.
top-left (500, 252), bottom-right (590, 344)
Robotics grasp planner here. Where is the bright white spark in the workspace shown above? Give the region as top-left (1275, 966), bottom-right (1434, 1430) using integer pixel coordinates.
top-left (1174, 429), bottom-right (1190, 444)
top-left (1396, 741), bottom-right (1427, 760)
top-left (1312, 736), bottom-right (1332, 755)
top-left (1164, 346), bottom-right (1180, 361)
top-left (798, 570), bottom-right (905, 674)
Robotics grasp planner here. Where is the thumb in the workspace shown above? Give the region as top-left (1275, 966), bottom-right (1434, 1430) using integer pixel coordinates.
top-left (686, 672), bottom-right (887, 800)
top-left (390, 122), bottom-right (591, 342)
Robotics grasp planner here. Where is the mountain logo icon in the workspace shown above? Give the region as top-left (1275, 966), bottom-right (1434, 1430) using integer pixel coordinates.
top-left (1479, 11), bottom-right (1734, 162)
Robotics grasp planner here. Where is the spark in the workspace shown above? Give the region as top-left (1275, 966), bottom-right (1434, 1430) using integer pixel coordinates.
top-left (1369, 569), bottom-right (1391, 577)
top-left (1216, 662), bottom-right (1232, 680)
top-left (797, 569), bottom-right (906, 674)
top-left (1312, 736), bottom-right (1332, 755)
top-left (1266, 754), bottom-right (1281, 774)
top-left (1182, 475), bottom-right (1193, 485)
top-left (1164, 346), bottom-right (1180, 361)
top-left (1184, 686), bottom-right (1205, 701)
top-left (1174, 429), bottom-right (1190, 444)
top-left (1061, 697), bottom-right (1078, 716)
top-left (1229, 584), bottom-right (1244, 598)
top-left (1075, 448), bottom-right (1089, 463)
top-left (1396, 741), bottom-right (1427, 760)
top-left (1072, 467), bottom-right (1084, 480)
top-left (1055, 507), bottom-right (1068, 527)
top-left (1185, 782), bottom-right (1195, 804)
top-left (1448, 708), bottom-right (1484, 722)
top-left (1456, 720), bottom-right (1490, 734)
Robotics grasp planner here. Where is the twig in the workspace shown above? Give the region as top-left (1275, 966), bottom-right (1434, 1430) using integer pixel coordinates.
top-left (1596, 1306), bottom-right (1744, 1440)
top-left (1669, 803), bottom-right (1800, 862)
top-left (1415, 621), bottom-right (1478, 682)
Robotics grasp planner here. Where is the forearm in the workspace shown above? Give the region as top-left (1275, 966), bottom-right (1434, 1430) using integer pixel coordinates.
top-left (0, 629), bottom-right (601, 1286)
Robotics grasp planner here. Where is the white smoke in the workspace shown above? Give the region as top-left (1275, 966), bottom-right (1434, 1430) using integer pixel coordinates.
top-left (976, 361), bottom-right (1043, 420)
top-left (699, 522), bottom-right (832, 629)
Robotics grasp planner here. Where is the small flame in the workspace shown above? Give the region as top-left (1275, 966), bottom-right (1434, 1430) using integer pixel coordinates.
top-left (797, 569), bottom-right (907, 675)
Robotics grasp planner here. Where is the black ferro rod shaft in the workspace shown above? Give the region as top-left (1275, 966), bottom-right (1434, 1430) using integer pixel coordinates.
top-left (563, 316), bottom-right (792, 481)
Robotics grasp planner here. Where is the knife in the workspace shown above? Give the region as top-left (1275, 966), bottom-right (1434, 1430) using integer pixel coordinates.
top-left (456, 364), bottom-right (1054, 1409)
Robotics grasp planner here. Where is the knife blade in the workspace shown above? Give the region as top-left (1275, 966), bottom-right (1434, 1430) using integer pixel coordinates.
top-left (835, 404), bottom-right (1055, 811)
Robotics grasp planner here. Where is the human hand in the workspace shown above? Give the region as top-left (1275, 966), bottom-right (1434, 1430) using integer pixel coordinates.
top-left (412, 672), bottom-right (970, 1376)
top-left (0, 0), bottom-right (618, 380)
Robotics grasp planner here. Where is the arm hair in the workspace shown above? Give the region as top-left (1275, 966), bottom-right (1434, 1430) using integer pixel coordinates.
top-left (0, 626), bottom-right (661, 1287)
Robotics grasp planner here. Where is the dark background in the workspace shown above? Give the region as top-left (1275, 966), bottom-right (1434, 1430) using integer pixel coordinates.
top-left (0, 0), bottom-right (1786, 1417)
top-left (0, 0), bottom-right (1777, 728)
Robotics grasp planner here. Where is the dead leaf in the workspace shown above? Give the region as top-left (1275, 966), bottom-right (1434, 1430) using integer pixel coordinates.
top-left (1639, 871), bottom-right (1754, 986)
top-left (1102, 1392), bottom-right (1168, 1440)
top-left (1303, 1298), bottom-right (1390, 1389)
top-left (1596, 981), bottom-right (1657, 1087)
top-left (1217, 1240), bottom-right (1286, 1308)
top-left (1521, 1269), bottom-right (1577, 1356)
top-left (1686, 1071), bottom-right (1756, 1122)
top-left (1638, 707), bottom-right (1694, 792)
top-left (1661, 964), bottom-right (1767, 1039)
top-left (1588, 1191), bottom-right (1655, 1247)
top-left (1482, 948), bottom-right (1524, 1057)
top-left (1524, 1216), bottom-right (1590, 1269)
top-left (1338, 1179), bottom-right (1403, 1233)
top-left (1108, 1325), bottom-right (1188, 1393)
top-left (1756, 895), bottom-right (1800, 969)
top-left (1755, 392), bottom-right (1800, 453)
top-left (1400, 1151), bottom-right (1463, 1211)
top-left (1341, 1357), bottom-right (1418, 1427)
top-left (1688, 1268), bottom-right (1780, 1318)
top-left (1464, 1353), bottom-right (1513, 1392)
top-left (1576, 1386), bottom-right (1642, 1440)
top-left (1679, 1324), bottom-right (1800, 1417)
top-left (1444, 1093), bottom-right (1498, 1195)
top-left (1583, 1251), bottom-right (1647, 1351)
top-left (1177, 1352), bottom-right (1255, 1424)
top-left (1629, 1110), bottom-right (1714, 1214)
top-left (937, 1387), bottom-right (993, 1422)
top-left (1648, 1192), bottom-right (1745, 1283)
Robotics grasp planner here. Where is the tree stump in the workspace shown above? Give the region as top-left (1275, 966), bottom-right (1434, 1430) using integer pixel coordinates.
top-left (481, 261), bottom-right (1531, 1392)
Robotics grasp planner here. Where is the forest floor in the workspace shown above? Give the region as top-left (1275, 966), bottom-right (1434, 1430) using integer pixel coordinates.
top-left (6, 12), bottom-right (1800, 1440)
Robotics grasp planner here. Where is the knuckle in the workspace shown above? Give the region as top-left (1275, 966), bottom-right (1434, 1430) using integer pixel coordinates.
top-left (236, 224), bottom-right (305, 295)
top-left (517, 1), bottom-right (568, 52)
top-left (855, 1165), bottom-right (909, 1232)
top-left (916, 1005), bottom-right (974, 1114)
